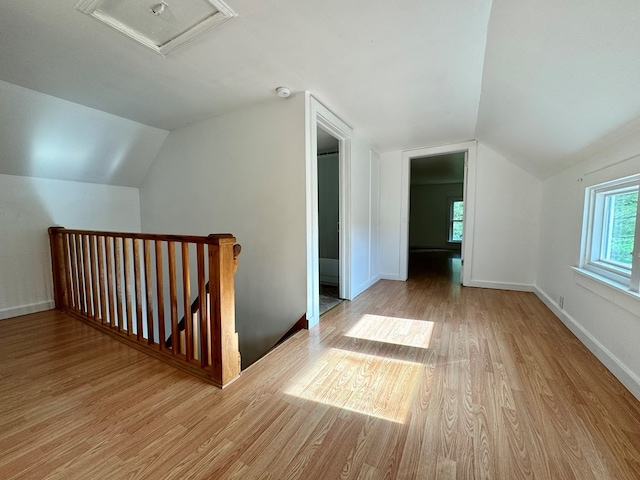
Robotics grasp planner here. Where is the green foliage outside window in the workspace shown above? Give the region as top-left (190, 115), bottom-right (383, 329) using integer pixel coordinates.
top-left (605, 191), bottom-right (637, 266)
top-left (451, 200), bottom-right (463, 242)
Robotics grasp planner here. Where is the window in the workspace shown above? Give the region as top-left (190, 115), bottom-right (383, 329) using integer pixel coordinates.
top-left (581, 174), bottom-right (640, 292)
top-left (449, 199), bottom-right (463, 242)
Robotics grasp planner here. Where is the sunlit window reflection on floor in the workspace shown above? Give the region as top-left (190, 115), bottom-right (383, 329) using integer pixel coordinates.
top-left (285, 348), bottom-right (422, 423)
top-left (345, 314), bottom-right (435, 349)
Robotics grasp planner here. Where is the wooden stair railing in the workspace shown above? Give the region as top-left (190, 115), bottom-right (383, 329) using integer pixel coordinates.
top-left (165, 282), bottom-right (209, 349)
top-left (48, 227), bottom-right (242, 388)
top-left (167, 243), bottom-right (241, 358)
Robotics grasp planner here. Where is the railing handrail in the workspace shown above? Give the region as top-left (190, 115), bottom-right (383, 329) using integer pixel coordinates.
top-left (52, 228), bottom-right (236, 245)
top-left (48, 226), bottom-right (242, 388)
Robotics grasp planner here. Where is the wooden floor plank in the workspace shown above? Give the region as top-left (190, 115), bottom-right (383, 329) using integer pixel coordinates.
top-left (1, 250), bottom-right (640, 479)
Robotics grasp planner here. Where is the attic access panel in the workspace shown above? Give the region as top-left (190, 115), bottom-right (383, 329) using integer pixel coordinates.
top-left (75, 0), bottom-right (237, 56)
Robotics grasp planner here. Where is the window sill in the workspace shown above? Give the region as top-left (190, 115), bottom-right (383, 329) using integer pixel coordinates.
top-left (571, 267), bottom-right (640, 317)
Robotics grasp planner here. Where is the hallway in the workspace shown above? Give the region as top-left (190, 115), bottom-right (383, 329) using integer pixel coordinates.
top-left (1, 271), bottom-right (640, 478)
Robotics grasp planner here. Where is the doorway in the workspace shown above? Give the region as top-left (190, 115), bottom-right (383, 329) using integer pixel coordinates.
top-left (305, 94), bottom-right (353, 328)
top-left (408, 152), bottom-right (465, 283)
top-left (317, 127), bottom-right (343, 315)
top-left (399, 141), bottom-right (477, 285)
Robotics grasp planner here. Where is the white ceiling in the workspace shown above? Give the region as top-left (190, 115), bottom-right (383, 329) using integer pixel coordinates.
top-left (0, 80), bottom-right (168, 187)
top-left (477, 0), bottom-right (640, 178)
top-left (1, 0), bottom-right (640, 182)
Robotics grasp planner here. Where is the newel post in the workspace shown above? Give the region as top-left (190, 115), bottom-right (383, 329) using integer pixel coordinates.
top-left (48, 226), bottom-right (69, 310)
top-left (208, 234), bottom-right (242, 387)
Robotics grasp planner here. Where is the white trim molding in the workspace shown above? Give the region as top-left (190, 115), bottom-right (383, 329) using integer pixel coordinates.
top-left (465, 280), bottom-right (535, 292)
top-left (399, 141), bottom-right (478, 285)
top-left (534, 286), bottom-right (640, 402)
top-left (572, 267), bottom-right (640, 316)
top-left (379, 273), bottom-right (403, 281)
top-left (352, 275), bottom-right (381, 300)
top-left (0, 301), bottom-right (55, 320)
top-left (305, 93), bottom-right (353, 328)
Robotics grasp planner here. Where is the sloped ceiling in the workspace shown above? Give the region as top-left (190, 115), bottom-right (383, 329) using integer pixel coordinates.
top-left (477, 0), bottom-right (640, 178)
top-left (1, 0), bottom-right (640, 184)
top-left (0, 80), bottom-right (168, 187)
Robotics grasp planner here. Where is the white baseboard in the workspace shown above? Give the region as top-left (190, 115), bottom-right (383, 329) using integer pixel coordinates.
top-left (352, 275), bottom-right (381, 299)
top-left (0, 301), bottom-right (55, 320)
top-left (379, 273), bottom-right (403, 281)
top-left (534, 286), bottom-right (640, 402)
top-left (465, 280), bottom-right (534, 292)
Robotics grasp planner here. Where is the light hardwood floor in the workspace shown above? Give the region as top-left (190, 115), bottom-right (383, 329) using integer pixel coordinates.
top-left (2, 251), bottom-right (640, 479)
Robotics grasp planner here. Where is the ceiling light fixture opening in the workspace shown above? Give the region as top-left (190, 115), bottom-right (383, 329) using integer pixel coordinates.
top-left (75, 0), bottom-right (237, 56)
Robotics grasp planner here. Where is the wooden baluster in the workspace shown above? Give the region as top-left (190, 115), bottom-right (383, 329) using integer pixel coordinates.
top-left (123, 238), bottom-right (133, 335)
top-left (207, 291), bottom-right (211, 366)
top-left (82, 235), bottom-right (92, 318)
top-left (69, 234), bottom-right (79, 311)
top-left (182, 243), bottom-right (193, 361)
top-left (192, 312), bottom-right (199, 362)
top-left (89, 234), bottom-right (99, 320)
top-left (46, 228), bottom-right (241, 387)
top-left (64, 233), bottom-right (73, 309)
top-left (97, 236), bottom-right (107, 324)
top-left (168, 241), bottom-right (178, 355)
top-left (114, 237), bottom-right (124, 332)
top-left (197, 244), bottom-right (207, 368)
top-left (155, 241), bottom-right (165, 350)
top-left (105, 236), bottom-right (116, 327)
top-left (76, 234), bottom-right (86, 314)
top-left (208, 235), bottom-right (241, 386)
top-left (144, 240), bottom-right (155, 346)
top-left (133, 239), bottom-right (143, 341)
top-left (63, 232), bottom-right (76, 309)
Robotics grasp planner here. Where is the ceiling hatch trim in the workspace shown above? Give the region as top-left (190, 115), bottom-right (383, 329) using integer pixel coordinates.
top-left (74, 0), bottom-right (237, 56)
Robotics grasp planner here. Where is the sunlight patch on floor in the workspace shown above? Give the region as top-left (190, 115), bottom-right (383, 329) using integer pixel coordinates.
top-left (345, 314), bottom-right (435, 349)
top-left (285, 347), bottom-right (422, 423)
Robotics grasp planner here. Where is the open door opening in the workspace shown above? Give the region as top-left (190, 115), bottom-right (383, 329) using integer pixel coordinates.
top-left (305, 94), bottom-right (354, 328)
top-left (399, 141), bottom-right (476, 286)
top-left (317, 127), bottom-right (343, 315)
top-left (408, 153), bottom-right (465, 285)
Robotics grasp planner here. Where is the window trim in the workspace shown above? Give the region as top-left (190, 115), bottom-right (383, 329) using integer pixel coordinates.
top-left (580, 173), bottom-right (640, 293)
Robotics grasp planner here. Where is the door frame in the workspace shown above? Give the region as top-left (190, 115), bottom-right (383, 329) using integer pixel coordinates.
top-left (399, 141), bottom-right (477, 284)
top-left (305, 93), bottom-right (353, 327)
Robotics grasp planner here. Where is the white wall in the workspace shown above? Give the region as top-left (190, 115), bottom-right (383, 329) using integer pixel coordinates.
top-left (379, 151), bottom-right (404, 279)
top-left (379, 142), bottom-right (541, 289)
top-left (139, 95), bottom-right (307, 367)
top-left (471, 143), bottom-right (541, 288)
top-left (0, 174), bottom-right (141, 319)
top-left (350, 137), bottom-right (381, 297)
top-left (369, 150), bottom-right (381, 287)
top-left (536, 131), bottom-right (640, 399)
